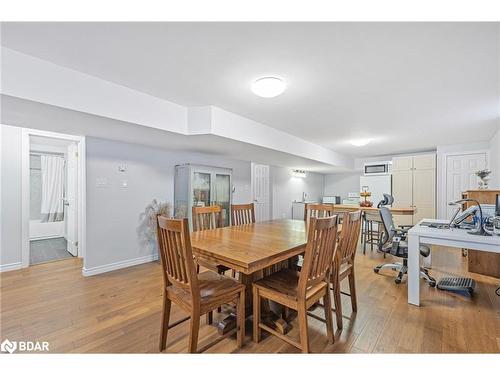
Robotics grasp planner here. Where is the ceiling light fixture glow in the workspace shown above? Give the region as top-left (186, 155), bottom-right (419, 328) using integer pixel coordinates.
top-left (251, 77), bottom-right (286, 98)
top-left (349, 138), bottom-right (371, 147)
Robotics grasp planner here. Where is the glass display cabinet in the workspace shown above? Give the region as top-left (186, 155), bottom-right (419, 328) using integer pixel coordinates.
top-left (174, 164), bottom-right (233, 229)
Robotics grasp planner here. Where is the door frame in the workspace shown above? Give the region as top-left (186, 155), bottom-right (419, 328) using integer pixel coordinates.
top-left (439, 149), bottom-right (489, 219)
top-left (21, 128), bottom-right (86, 268)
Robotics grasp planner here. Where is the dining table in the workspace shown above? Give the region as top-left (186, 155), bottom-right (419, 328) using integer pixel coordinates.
top-left (191, 219), bottom-right (315, 335)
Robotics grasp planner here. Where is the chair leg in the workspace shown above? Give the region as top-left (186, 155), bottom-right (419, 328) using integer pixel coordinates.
top-left (323, 292), bottom-right (334, 344)
top-left (236, 290), bottom-right (245, 348)
top-left (206, 311), bottom-right (213, 325)
top-left (333, 283), bottom-right (343, 330)
top-left (252, 285), bottom-right (261, 343)
top-left (188, 310), bottom-right (200, 353)
top-left (297, 303), bottom-right (310, 353)
top-left (159, 291), bottom-right (171, 352)
top-left (348, 270), bottom-right (358, 312)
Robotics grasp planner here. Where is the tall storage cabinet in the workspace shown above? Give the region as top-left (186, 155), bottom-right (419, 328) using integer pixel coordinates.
top-left (392, 154), bottom-right (436, 225)
top-left (174, 164), bottom-right (232, 229)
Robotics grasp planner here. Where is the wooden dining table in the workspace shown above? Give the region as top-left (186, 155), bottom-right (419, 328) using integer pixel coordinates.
top-left (191, 219), bottom-right (311, 334)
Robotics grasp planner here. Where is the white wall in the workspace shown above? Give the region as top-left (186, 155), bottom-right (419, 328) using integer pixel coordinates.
top-left (323, 172), bottom-right (363, 201)
top-left (489, 127), bottom-right (500, 188)
top-left (0, 125), bottom-right (23, 270)
top-left (84, 137), bottom-right (253, 274)
top-left (270, 167), bottom-right (325, 219)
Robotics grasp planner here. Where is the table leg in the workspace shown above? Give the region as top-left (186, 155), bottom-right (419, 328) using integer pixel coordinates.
top-left (407, 233), bottom-right (420, 306)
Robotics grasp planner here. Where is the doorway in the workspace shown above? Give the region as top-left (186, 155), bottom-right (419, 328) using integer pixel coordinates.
top-left (444, 152), bottom-right (487, 218)
top-left (251, 163), bottom-right (270, 222)
top-left (21, 129), bottom-right (86, 268)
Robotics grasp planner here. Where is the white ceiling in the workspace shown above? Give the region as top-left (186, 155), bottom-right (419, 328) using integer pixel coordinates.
top-left (1, 22), bottom-right (499, 157)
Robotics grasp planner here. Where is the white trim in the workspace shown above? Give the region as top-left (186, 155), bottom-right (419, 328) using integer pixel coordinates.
top-left (438, 149), bottom-right (490, 219)
top-left (21, 128), bottom-right (86, 269)
top-left (82, 254), bottom-right (159, 277)
top-left (0, 262), bottom-right (23, 273)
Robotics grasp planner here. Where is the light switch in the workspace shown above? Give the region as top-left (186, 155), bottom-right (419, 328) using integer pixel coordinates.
top-left (96, 177), bottom-right (108, 188)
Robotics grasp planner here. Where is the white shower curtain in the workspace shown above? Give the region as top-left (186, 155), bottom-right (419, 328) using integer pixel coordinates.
top-left (40, 155), bottom-right (65, 222)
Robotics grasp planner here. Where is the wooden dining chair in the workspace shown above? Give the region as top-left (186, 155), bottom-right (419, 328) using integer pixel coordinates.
top-left (231, 203), bottom-right (255, 225)
top-left (303, 203), bottom-right (335, 222)
top-left (156, 216), bottom-right (245, 353)
top-left (192, 205), bottom-right (230, 274)
top-left (330, 210), bottom-right (362, 330)
top-left (252, 216), bottom-right (338, 353)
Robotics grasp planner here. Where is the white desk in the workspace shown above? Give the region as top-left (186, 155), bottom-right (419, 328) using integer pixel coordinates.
top-left (407, 219), bottom-right (500, 306)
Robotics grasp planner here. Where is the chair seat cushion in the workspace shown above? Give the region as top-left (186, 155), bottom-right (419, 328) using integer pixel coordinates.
top-left (167, 270), bottom-right (244, 310)
top-left (392, 242), bottom-right (431, 258)
top-left (253, 269), bottom-right (327, 302)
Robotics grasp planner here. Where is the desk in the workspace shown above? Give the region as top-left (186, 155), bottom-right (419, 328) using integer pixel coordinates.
top-left (407, 219), bottom-right (500, 306)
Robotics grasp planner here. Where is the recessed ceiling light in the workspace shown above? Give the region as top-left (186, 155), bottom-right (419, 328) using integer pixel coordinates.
top-left (349, 138), bottom-right (371, 147)
top-left (251, 77), bottom-right (286, 98)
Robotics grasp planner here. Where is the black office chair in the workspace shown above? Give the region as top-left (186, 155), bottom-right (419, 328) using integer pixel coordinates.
top-left (373, 195), bottom-right (436, 287)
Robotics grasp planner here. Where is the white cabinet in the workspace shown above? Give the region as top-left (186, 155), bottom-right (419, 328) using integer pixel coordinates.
top-left (174, 164), bottom-right (232, 229)
top-left (392, 154), bottom-right (436, 225)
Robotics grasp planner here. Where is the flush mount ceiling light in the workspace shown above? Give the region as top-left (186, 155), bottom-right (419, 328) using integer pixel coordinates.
top-left (251, 77), bottom-right (286, 98)
top-left (349, 138), bottom-right (371, 147)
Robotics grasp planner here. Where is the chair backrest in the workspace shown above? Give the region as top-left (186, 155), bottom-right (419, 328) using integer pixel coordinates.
top-left (377, 193), bottom-right (394, 208)
top-left (156, 216), bottom-right (199, 297)
top-left (192, 205), bottom-right (222, 232)
top-left (378, 207), bottom-right (396, 249)
top-left (338, 210), bottom-right (362, 264)
top-left (298, 216), bottom-right (338, 298)
top-left (231, 203), bottom-right (255, 225)
top-left (304, 203), bottom-right (335, 222)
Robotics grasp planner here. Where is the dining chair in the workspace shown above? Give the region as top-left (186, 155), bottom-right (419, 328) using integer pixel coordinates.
top-left (156, 216), bottom-right (246, 353)
top-left (303, 203), bottom-right (335, 223)
top-left (231, 203), bottom-right (255, 225)
top-left (192, 205), bottom-right (233, 319)
top-left (192, 205), bottom-right (230, 274)
top-left (330, 210), bottom-right (362, 330)
top-left (252, 216), bottom-right (338, 353)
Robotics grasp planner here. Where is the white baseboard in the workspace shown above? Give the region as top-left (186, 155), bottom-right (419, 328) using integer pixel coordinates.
top-left (81, 254), bottom-right (158, 277)
top-left (0, 262), bottom-right (23, 272)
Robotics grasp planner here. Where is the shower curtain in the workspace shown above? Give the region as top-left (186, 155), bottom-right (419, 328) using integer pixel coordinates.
top-left (40, 155), bottom-right (65, 222)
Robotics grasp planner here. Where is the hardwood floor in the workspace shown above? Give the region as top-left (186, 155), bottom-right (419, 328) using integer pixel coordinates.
top-left (1, 245), bottom-right (499, 353)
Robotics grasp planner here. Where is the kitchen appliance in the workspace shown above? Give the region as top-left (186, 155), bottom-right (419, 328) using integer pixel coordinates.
top-left (343, 192), bottom-right (360, 205)
top-left (360, 175), bottom-right (392, 207)
top-left (322, 196), bottom-right (340, 204)
top-left (364, 161), bottom-right (392, 176)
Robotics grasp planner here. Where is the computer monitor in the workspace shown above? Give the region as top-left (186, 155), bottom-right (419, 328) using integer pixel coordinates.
top-left (496, 194), bottom-right (500, 216)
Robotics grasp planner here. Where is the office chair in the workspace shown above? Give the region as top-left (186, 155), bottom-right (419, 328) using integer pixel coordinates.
top-left (373, 195), bottom-right (436, 287)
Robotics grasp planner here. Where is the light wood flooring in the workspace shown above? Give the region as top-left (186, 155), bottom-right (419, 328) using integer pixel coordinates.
top-left (1, 245), bottom-right (499, 353)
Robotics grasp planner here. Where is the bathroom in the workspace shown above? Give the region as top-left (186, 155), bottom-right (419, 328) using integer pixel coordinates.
top-left (29, 135), bottom-right (78, 265)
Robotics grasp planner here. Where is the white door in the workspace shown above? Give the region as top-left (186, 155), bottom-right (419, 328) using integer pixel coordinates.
top-left (445, 153), bottom-right (487, 218)
top-left (251, 163), bottom-right (270, 222)
top-left (65, 142), bottom-right (78, 256)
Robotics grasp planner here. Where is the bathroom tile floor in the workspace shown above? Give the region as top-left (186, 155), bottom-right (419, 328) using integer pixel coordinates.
top-left (30, 237), bottom-right (74, 265)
